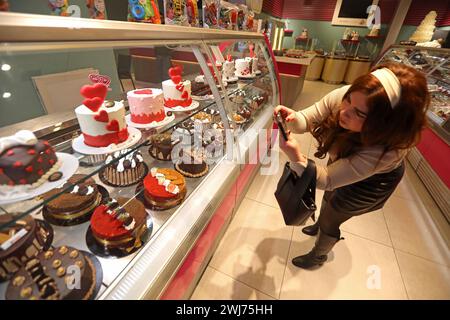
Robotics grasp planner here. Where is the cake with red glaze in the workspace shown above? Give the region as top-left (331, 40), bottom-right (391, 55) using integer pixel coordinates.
top-left (0, 130), bottom-right (60, 196)
top-left (90, 197), bottom-right (147, 253)
top-left (75, 83), bottom-right (129, 147)
top-left (127, 88), bottom-right (167, 124)
top-left (162, 66), bottom-right (193, 108)
top-left (143, 168), bottom-right (186, 210)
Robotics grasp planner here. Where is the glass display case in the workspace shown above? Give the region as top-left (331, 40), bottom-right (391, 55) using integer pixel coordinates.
top-left (0, 12), bottom-right (279, 300)
top-left (376, 45), bottom-right (450, 143)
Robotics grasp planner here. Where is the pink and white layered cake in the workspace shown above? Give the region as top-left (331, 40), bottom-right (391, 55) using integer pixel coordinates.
top-left (162, 66), bottom-right (193, 108)
top-left (127, 88), bottom-right (166, 124)
top-left (76, 83), bottom-right (129, 147)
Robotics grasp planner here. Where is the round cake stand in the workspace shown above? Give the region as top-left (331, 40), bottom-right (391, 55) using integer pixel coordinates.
top-left (125, 113), bottom-right (175, 130)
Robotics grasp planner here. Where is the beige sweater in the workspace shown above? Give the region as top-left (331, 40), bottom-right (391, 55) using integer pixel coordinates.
top-left (288, 85), bottom-right (407, 191)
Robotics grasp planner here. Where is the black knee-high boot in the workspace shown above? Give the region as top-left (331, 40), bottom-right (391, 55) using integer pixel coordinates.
top-left (292, 229), bottom-right (343, 269)
top-left (301, 221), bottom-right (319, 236)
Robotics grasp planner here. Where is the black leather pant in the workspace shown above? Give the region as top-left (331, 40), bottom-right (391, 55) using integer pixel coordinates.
top-left (317, 162), bottom-right (405, 238)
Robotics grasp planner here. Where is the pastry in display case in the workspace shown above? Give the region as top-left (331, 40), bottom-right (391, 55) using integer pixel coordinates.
top-left (0, 12), bottom-right (279, 300)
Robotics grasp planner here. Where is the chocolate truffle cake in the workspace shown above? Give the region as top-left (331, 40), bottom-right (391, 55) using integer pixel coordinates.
top-left (148, 132), bottom-right (180, 161)
top-left (0, 214), bottom-right (52, 282)
top-left (0, 130), bottom-right (60, 196)
top-left (100, 148), bottom-right (147, 187)
top-left (174, 147), bottom-right (209, 178)
top-left (143, 168), bottom-right (186, 210)
top-left (90, 197), bottom-right (147, 253)
top-left (191, 80), bottom-right (212, 97)
top-left (42, 174), bottom-right (101, 226)
top-left (5, 246), bottom-right (100, 300)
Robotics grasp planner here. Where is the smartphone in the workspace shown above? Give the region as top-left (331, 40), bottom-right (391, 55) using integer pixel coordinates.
top-left (275, 111), bottom-right (289, 141)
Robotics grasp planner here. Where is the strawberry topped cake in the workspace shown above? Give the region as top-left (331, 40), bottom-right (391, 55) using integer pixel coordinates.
top-left (127, 88), bottom-right (168, 124)
top-left (75, 81), bottom-right (129, 147)
top-left (162, 66), bottom-right (193, 108)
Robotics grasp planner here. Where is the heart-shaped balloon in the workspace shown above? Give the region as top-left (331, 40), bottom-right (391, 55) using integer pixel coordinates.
top-left (83, 97), bottom-right (103, 112)
top-left (80, 83), bottom-right (108, 100)
top-left (172, 75), bottom-right (182, 84)
top-left (94, 110), bottom-right (109, 122)
top-left (181, 91), bottom-right (189, 99)
top-left (106, 119), bottom-right (120, 132)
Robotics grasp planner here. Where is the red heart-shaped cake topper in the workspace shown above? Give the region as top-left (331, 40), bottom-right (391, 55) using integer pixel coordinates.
top-left (94, 110), bottom-right (109, 122)
top-left (134, 89), bottom-right (153, 95)
top-left (106, 119), bottom-right (120, 132)
top-left (172, 75), bottom-right (182, 84)
top-left (83, 97), bottom-right (103, 112)
top-left (168, 67), bottom-right (180, 78)
top-left (181, 91), bottom-right (189, 99)
top-left (175, 83), bottom-right (184, 91)
top-left (80, 83), bottom-right (108, 100)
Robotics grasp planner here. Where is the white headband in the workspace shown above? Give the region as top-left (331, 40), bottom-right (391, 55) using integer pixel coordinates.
top-left (370, 68), bottom-right (402, 108)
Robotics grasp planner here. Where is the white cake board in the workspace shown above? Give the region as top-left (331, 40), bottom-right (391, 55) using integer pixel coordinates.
top-left (72, 126), bottom-right (142, 155)
top-left (125, 113), bottom-right (175, 129)
top-left (223, 76), bottom-right (239, 83)
top-left (164, 100), bottom-right (200, 113)
top-left (0, 153), bottom-right (79, 205)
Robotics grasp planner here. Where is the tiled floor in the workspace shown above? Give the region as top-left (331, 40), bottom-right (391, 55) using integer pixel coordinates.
top-left (191, 80), bottom-right (450, 300)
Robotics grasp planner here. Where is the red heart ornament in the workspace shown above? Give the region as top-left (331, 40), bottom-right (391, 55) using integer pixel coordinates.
top-left (175, 83), bottom-right (184, 91)
top-left (80, 83), bottom-right (108, 100)
top-left (181, 91), bottom-right (189, 99)
top-left (83, 97), bottom-right (103, 112)
top-left (171, 75), bottom-right (182, 84)
top-left (168, 67), bottom-right (180, 78)
top-left (106, 119), bottom-right (120, 132)
top-left (174, 65), bottom-right (183, 75)
top-left (94, 110), bottom-right (109, 122)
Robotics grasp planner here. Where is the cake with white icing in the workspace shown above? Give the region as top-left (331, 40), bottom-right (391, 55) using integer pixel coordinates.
top-left (99, 148), bottom-right (147, 187)
top-left (235, 58), bottom-right (253, 77)
top-left (127, 88), bottom-right (167, 124)
top-left (222, 59), bottom-right (236, 81)
top-left (162, 66), bottom-right (193, 108)
top-left (76, 83), bottom-right (129, 147)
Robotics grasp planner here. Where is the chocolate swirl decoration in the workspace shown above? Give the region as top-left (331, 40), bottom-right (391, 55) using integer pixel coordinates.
top-left (105, 149), bottom-right (144, 173)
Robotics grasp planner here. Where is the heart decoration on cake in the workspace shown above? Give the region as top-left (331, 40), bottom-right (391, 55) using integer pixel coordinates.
top-left (175, 83), bottom-right (184, 92)
top-left (181, 91), bottom-right (189, 99)
top-left (94, 110), bottom-right (109, 122)
top-left (83, 97), bottom-right (104, 112)
top-left (169, 66), bottom-right (183, 84)
top-left (106, 119), bottom-right (120, 132)
top-left (80, 83), bottom-right (108, 100)
top-left (171, 75), bottom-right (182, 85)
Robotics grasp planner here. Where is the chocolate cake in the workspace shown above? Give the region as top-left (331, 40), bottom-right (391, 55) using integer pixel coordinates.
top-left (5, 246), bottom-right (100, 300)
top-left (174, 147), bottom-right (209, 178)
top-left (0, 130), bottom-right (60, 196)
top-left (143, 168), bottom-right (186, 210)
top-left (191, 81), bottom-right (212, 96)
top-left (148, 132), bottom-right (180, 161)
top-left (90, 197), bottom-right (147, 253)
top-left (0, 214), bottom-right (52, 282)
top-left (42, 174), bottom-right (101, 226)
top-left (100, 148), bottom-right (147, 187)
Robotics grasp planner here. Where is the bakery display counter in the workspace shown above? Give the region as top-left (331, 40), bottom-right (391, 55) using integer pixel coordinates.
top-left (0, 13), bottom-right (280, 300)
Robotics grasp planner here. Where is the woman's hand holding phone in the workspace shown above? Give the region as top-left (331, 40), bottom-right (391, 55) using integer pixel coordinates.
top-left (273, 105), bottom-right (296, 123)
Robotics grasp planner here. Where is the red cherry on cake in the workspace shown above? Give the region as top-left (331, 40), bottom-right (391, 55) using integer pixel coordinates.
top-left (13, 161), bottom-right (22, 168)
top-left (7, 150), bottom-right (14, 156)
top-left (80, 83), bottom-right (108, 100)
top-left (27, 149), bottom-right (36, 155)
top-left (83, 97), bottom-right (103, 112)
top-left (25, 166), bottom-right (33, 173)
top-left (106, 119), bottom-right (120, 132)
top-left (94, 110), bottom-right (109, 122)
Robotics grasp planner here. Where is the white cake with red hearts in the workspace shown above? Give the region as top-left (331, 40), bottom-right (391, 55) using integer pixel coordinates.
top-left (76, 83), bottom-right (129, 147)
top-left (162, 66), bottom-right (193, 108)
top-left (127, 88), bottom-right (166, 124)
top-left (235, 58), bottom-right (252, 77)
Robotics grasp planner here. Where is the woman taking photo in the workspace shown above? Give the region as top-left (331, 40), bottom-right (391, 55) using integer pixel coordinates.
top-left (274, 62), bottom-right (429, 269)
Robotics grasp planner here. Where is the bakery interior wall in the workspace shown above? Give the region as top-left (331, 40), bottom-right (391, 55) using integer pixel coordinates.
top-left (260, 0), bottom-right (450, 52)
top-left (1, 0), bottom-right (121, 128)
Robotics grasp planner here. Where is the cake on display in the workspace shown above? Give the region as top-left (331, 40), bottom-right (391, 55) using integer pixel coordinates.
top-left (0, 130), bottom-right (60, 196)
top-left (143, 168), bottom-right (186, 210)
top-left (174, 147), bottom-right (209, 178)
top-left (90, 197), bottom-right (148, 254)
top-left (148, 132), bottom-right (180, 161)
top-left (42, 174), bottom-right (103, 226)
top-left (162, 65), bottom-right (193, 108)
top-left (100, 148), bottom-right (147, 187)
top-left (127, 88), bottom-right (168, 124)
top-left (0, 214), bottom-right (52, 282)
top-left (76, 82), bottom-right (129, 147)
top-left (235, 57), bottom-right (253, 77)
top-left (222, 55), bottom-right (236, 82)
top-left (251, 57), bottom-right (259, 74)
top-left (5, 246), bottom-right (101, 300)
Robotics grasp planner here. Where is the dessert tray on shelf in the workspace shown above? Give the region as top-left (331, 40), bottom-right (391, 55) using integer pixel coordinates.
top-left (236, 73), bottom-right (256, 79)
top-left (125, 113), bottom-right (175, 129)
top-left (0, 153), bottom-right (79, 205)
top-left (72, 127), bottom-right (142, 155)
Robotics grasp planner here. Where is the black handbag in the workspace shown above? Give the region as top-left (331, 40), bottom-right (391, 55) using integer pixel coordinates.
top-left (274, 160), bottom-right (317, 226)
